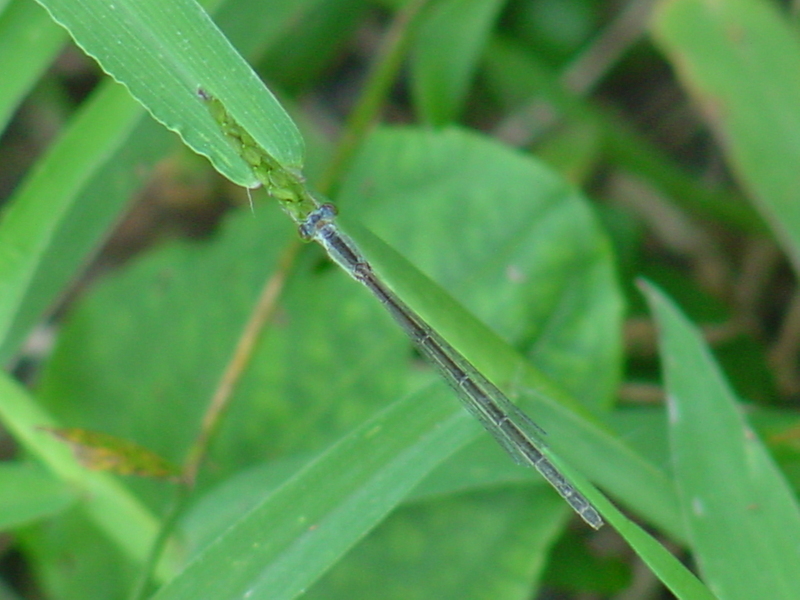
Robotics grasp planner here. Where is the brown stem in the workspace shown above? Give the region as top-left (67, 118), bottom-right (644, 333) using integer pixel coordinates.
top-left (182, 240), bottom-right (300, 486)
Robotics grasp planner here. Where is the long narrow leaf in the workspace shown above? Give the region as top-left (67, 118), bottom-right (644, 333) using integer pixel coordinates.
top-left (35, 0), bottom-right (304, 184)
top-left (0, 83), bottom-right (154, 361)
top-left (0, 0), bottom-right (66, 129)
top-left (411, 0), bottom-right (505, 124)
top-left (152, 384), bottom-right (477, 600)
top-left (652, 0), bottom-right (800, 270)
top-left (643, 281), bottom-right (800, 599)
top-left (0, 372), bottom-right (181, 580)
top-left (0, 462), bottom-right (75, 530)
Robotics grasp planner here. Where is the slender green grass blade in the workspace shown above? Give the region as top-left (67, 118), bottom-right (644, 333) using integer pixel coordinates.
top-left (651, 0), bottom-right (800, 270)
top-left (151, 385), bottom-right (478, 600)
top-left (0, 372), bottom-right (180, 579)
top-left (643, 281), bottom-right (800, 599)
top-left (0, 0), bottom-right (66, 130)
top-left (307, 487), bottom-right (569, 600)
top-left (34, 0), bottom-right (304, 185)
top-left (0, 83), bottom-right (169, 362)
top-left (569, 479), bottom-right (717, 600)
top-left (185, 458), bottom-right (571, 600)
top-left (0, 462), bottom-right (75, 530)
top-left (411, 0), bottom-right (505, 124)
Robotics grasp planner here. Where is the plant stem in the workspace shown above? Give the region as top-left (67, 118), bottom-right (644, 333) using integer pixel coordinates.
top-left (317, 0), bottom-right (429, 194)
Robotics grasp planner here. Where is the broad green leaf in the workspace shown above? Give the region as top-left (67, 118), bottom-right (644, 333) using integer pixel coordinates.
top-left (643, 281), bottom-right (800, 599)
top-left (0, 462), bottom-right (75, 530)
top-left (0, 0), bottom-right (66, 130)
top-left (411, 0), bottom-right (506, 124)
top-left (338, 127), bottom-right (622, 409)
top-left (35, 0), bottom-right (304, 185)
top-left (651, 0), bottom-right (800, 270)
